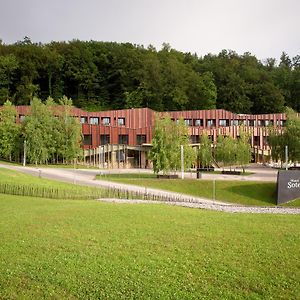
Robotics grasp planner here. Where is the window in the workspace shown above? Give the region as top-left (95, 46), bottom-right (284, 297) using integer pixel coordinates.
top-left (266, 120), bottom-right (274, 126)
top-left (194, 119), bottom-right (203, 126)
top-left (83, 135), bottom-right (92, 145)
top-left (101, 117), bottom-right (110, 125)
top-left (100, 134), bottom-right (110, 145)
top-left (118, 117), bottom-right (125, 126)
top-left (219, 119), bottom-right (228, 127)
top-left (19, 115), bottom-right (25, 122)
top-left (190, 135), bottom-right (200, 144)
top-left (207, 119), bottom-right (215, 127)
top-left (136, 135), bottom-right (146, 145)
top-left (90, 117), bottom-right (99, 125)
top-left (118, 134), bottom-right (128, 145)
top-left (248, 120), bottom-right (256, 127)
top-left (80, 116), bottom-right (88, 124)
top-left (253, 136), bottom-right (260, 146)
top-left (231, 120), bottom-right (239, 126)
top-left (184, 119), bottom-right (192, 126)
top-left (263, 136), bottom-right (269, 146)
top-left (276, 120), bottom-right (286, 127)
top-left (117, 150), bottom-right (125, 162)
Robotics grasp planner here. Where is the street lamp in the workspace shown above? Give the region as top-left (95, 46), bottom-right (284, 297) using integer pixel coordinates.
top-left (181, 145), bottom-right (184, 179)
top-left (23, 140), bottom-right (27, 167)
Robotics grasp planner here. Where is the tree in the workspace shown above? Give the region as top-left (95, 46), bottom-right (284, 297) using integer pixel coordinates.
top-left (149, 115), bottom-right (195, 174)
top-left (215, 136), bottom-right (236, 170)
top-left (149, 116), bottom-right (170, 174)
top-left (284, 107), bottom-right (300, 163)
top-left (268, 128), bottom-right (286, 165)
top-left (0, 55), bottom-right (18, 103)
top-left (198, 133), bottom-right (213, 168)
top-left (170, 118), bottom-right (196, 171)
top-left (290, 67), bottom-right (300, 111)
top-left (0, 39), bottom-right (298, 114)
top-left (23, 97), bottom-right (54, 164)
top-left (236, 127), bottom-right (251, 173)
top-left (268, 107), bottom-right (300, 165)
top-left (0, 100), bottom-right (20, 160)
top-left (217, 74), bottom-right (252, 113)
top-left (124, 87), bottom-right (144, 108)
top-left (55, 96), bottom-right (82, 163)
top-left (41, 46), bottom-right (63, 98)
top-left (251, 82), bottom-right (285, 114)
top-left (186, 71), bottom-right (217, 110)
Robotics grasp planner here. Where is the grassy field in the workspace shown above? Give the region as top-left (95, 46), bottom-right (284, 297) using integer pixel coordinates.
top-left (97, 173), bottom-right (300, 207)
top-left (0, 159), bottom-right (99, 169)
top-left (0, 167), bottom-right (107, 200)
top-left (0, 167), bottom-right (76, 187)
top-left (0, 194), bottom-right (299, 299)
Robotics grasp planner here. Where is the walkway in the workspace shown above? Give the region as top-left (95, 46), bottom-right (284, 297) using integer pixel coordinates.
top-left (0, 163), bottom-right (299, 214)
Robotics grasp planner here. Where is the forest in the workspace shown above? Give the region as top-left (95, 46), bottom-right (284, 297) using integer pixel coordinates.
top-left (0, 37), bottom-right (299, 114)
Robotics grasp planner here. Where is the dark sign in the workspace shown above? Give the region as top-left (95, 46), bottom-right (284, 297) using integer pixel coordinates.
top-left (277, 170), bottom-right (300, 205)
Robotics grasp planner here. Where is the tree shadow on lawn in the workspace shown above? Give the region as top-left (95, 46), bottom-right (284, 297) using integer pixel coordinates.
top-left (221, 182), bottom-right (277, 206)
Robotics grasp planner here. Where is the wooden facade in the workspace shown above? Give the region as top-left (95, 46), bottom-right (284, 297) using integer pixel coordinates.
top-left (13, 106), bottom-right (297, 165)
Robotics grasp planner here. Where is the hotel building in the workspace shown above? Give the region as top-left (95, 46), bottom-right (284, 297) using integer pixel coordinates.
top-left (15, 106), bottom-right (293, 168)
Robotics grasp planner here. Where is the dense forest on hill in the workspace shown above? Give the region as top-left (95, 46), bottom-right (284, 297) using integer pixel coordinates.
top-left (0, 37), bottom-right (299, 113)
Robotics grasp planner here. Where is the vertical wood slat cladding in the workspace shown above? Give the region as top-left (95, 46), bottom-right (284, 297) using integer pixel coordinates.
top-left (9, 106), bottom-right (299, 151)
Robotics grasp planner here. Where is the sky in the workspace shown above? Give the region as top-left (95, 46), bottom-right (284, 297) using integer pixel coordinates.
top-left (0, 0), bottom-right (299, 61)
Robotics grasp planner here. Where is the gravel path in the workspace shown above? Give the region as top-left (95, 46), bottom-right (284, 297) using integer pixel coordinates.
top-left (1, 163), bottom-right (299, 214)
top-left (99, 198), bottom-right (300, 214)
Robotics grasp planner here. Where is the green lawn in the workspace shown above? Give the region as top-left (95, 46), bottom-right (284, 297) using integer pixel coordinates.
top-left (0, 168), bottom-right (109, 200)
top-left (0, 167), bottom-right (75, 187)
top-left (0, 159), bottom-right (99, 169)
top-left (97, 173), bottom-right (300, 207)
top-left (0, 195), bottom-right (299, 299)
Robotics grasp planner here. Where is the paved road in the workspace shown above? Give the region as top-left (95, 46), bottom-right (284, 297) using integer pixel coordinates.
top-left (1, 163), bottom-right (299, 214)
top-left (86, 164), bottom-right (278, 182)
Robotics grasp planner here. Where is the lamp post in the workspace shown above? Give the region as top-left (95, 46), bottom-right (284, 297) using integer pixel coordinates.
top-left (23, 140), bottom-right (27, 167)
top-left (181, 145), bottom-right (184, 179)
top-left (98, 145), bottom-right (102, 169)
top-left (285, 145), bottom-right (288, 170)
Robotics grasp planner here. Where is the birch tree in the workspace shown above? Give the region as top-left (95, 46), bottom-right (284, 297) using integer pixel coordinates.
top-left (0, 100), bottom-right (20, 160)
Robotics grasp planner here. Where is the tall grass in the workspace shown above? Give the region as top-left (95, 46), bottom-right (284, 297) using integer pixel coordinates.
top-left (0, 181), bottom-right (196, 203)
top-left (0, 182), bottom-right (103, 200)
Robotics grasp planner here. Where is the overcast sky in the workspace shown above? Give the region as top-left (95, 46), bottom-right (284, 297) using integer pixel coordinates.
top-left (0, 0), bottom-right (299, 61)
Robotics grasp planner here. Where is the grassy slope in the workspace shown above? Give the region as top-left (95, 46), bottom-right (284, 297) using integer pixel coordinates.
top-left (98, 174), bottom-right (300, 207)
top-left (0, 167), bottom-right (109, 200)
top-left (0, 195), bottom-right (299, 299)
top-left (0, 167), bottom-right (74, 188)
